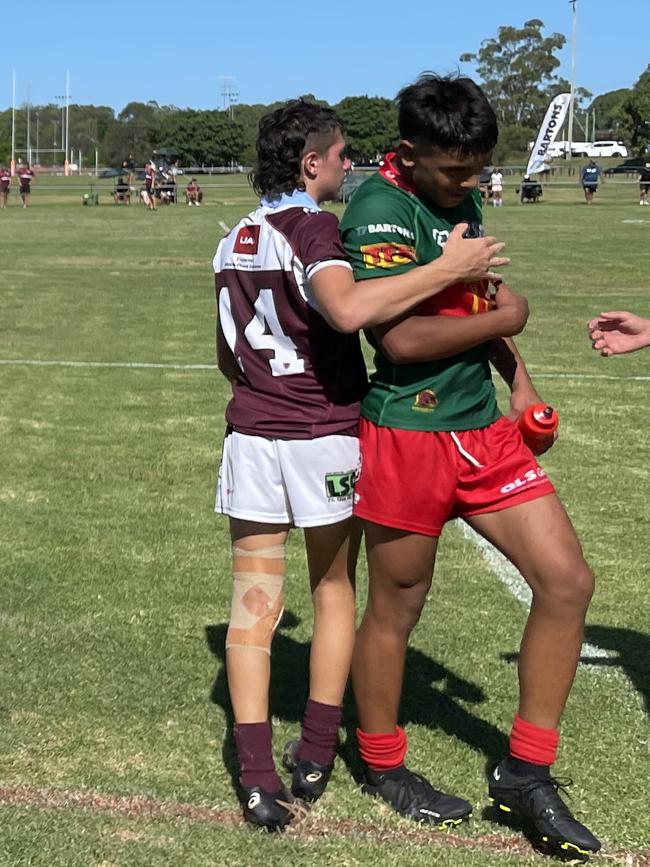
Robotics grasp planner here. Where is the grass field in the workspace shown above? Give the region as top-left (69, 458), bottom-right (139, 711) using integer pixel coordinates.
top-left (1, 175), bottom-right (649, 867)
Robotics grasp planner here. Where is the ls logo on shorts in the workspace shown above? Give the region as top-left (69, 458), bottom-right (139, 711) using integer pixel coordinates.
top-left (324, 469), bottom-right (356, 500)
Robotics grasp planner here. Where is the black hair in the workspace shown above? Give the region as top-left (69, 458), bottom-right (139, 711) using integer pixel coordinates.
top-left (250, 98), bottom-right (343, 198)
top-left (397, 73), bottom-right (497, 157)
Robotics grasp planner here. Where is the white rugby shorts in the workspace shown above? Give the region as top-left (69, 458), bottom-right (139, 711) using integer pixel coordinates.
top-left (215, 430), bottom-right (360, 527)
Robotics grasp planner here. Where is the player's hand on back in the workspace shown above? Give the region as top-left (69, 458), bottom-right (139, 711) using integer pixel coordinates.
top-left (441, 223), bottom-right (510, 284)
top-left (492, 283), bottom-right (529, 336)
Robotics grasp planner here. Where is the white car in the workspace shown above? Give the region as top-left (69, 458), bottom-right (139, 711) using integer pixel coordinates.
top-left (575, 141), bottom-right (629, 158)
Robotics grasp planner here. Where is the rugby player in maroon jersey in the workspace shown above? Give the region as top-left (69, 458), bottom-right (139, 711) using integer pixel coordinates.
top-left (18, 163), bottom-right (34, 208)
top-left (212, 98), bottom-right (521, 831)
top-left (0, 164), bottom-right (10, 208)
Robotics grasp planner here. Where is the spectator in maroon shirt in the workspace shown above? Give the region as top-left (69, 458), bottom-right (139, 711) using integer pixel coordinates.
top-left (185, 178), bottom-right (202, 206)
top-left (144, 160), bottom-right (157, 210)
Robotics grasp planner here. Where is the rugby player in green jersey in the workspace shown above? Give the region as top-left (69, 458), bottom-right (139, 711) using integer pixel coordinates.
top-left (213, 98), bottom-right (521, 832)
top-left (340, 74), bottom-right (601, 856)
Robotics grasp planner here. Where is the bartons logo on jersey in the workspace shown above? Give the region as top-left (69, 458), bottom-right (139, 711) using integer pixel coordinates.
top-left (234, 225), bottom-right (261, 254)
top-left (361, 243), bottom-right (416, 269)
top-left (355, 224), bottom-right (415, 240)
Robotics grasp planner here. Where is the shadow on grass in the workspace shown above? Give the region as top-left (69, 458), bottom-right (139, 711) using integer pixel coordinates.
top-left (205, 610), bottom-right (508, 790)
top-left (501, 623), bottom-right (649, 713)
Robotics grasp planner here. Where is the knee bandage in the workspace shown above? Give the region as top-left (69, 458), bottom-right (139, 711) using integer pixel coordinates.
top-left (226, 544), bottom-right (285, 655)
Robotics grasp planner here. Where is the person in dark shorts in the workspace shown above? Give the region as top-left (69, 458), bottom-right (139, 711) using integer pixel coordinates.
top-left (0, 164), bottom-right (10, 208)
top-left (339, 72), bottom-right (601, 856)
top-left (581, 159), bottom-right (602, 204)
top-left (144, 159), bottom-right (157, 210)
top-left (638, 162), bottom-right (650, 205)
top-left (213, 97), bottom-right (513, 832)
top-left (18, 163), bottom-right (34, 208)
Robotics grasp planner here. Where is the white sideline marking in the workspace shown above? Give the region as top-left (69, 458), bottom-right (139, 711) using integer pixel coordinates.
top-left (0, 359), bottom-right (217, 370)
top-left (218, 220), bottom-right (231, 234)
top-left (367, 367), bottom-right (650, 383)
top-left (530, 372), bottom-right (650, 382)
top-left (2, 360), bottom-right (649, 382)
top-left (457, 522), bottom-right (610, 664)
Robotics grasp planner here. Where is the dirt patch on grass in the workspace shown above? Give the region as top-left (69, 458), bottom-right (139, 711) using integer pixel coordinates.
top-left (0, 784), bottom-right (647, 865)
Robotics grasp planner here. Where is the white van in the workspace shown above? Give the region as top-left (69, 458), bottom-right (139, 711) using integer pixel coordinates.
top-left (575, 141), bottom-right (628, 158)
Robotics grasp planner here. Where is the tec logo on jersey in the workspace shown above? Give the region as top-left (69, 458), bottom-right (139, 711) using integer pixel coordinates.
top-left (361, 243), bottom-right (416, 269)
top-left (234, 225), bottom-right (261, 254)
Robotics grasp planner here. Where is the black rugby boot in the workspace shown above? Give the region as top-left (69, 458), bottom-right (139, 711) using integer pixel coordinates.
top-left (488, 759), bottom-right (601, 855)
top-left (239, 783), bottom-right (295, 832)
top-left (363, 765), bottom-right (472, 828)
top-left (282, 739), bottom-right (334, 803)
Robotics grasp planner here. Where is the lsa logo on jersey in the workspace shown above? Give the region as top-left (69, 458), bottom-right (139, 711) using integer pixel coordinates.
top-left (234, 225), bottom-right (260, 254)
top-left (361, 243), bottom-right (416, 269)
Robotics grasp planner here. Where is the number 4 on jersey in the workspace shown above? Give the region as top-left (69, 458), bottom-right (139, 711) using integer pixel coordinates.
top-left (243, 288), bottom-right (306, 377)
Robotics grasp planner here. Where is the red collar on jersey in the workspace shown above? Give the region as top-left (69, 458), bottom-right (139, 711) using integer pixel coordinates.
top-left (379, 153), bottom-right (418, 195)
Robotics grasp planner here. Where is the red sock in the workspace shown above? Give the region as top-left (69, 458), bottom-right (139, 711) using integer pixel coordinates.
top-left (357, 726), bottom-right (407, 771)
top-left (509, 714), bottom-right (559, 766)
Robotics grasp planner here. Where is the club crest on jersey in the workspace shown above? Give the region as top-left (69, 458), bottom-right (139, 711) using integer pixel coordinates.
top-left (361, 243), bottom-right (416, 269)
top-left (234, 225), bottom-right (260, 254)
top-left (413, 389), bottom-right (438, 411)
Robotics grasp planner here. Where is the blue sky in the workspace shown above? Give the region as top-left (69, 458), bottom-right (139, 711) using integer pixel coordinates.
top-left (4, 0), bottom-right (647, 113)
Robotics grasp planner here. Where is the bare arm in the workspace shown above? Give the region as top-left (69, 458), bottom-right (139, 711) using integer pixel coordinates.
top-left (588, 311), bottom-right (650, 356)
top-left (310, 223), bottom-right (510, 333)
top-left (373, 284), bottom-right (529, 365)
top-left (488, 335), bottom-right (543, 419)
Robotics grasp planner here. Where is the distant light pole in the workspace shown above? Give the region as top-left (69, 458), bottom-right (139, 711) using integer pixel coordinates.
top-left (220, 75), bottom-right (238, 121)
top-left (11, 71), bottom-right (16, 175)
top-left (55, 71), bottom-right (71, 174)
top-left (566, 0), bottom-right (578, 158)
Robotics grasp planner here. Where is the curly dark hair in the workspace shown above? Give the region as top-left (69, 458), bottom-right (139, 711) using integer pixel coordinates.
top-left (397, 73), bottom-right (498, 157)
top-left (250, 98), bottom-right (343, 198)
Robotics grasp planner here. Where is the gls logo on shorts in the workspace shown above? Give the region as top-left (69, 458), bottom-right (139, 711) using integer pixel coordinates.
top-left (325, 469), bottom-right (356, 499)
top-left (500, 467), bottom-right (546, 495)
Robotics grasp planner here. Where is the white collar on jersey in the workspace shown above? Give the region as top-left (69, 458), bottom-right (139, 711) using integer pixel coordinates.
top-left (261, 189), bottom-right (320, 211)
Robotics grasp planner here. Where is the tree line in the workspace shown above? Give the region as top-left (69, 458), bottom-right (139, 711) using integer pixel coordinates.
top-left (1, 21), bottom-right (648, 168)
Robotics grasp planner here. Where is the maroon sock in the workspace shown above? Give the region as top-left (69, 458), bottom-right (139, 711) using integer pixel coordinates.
top-left (297, 699), bottom-right (342, 766)
top-left (234, 721), bottom-right (282, 792)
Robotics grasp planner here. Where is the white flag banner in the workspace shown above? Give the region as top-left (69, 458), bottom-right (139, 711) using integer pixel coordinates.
top-left (526, 93), bottom-right (572, 176)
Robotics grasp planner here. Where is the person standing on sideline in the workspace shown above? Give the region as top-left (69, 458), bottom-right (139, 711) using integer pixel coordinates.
top-left (18, 163), bottom-right (34, 208)
top-left (0, 164), bottom-right (10, 208)
top-left (339, 72), bottom-right (601, 857)
top-left (145, 159), bottom-right (157, 210)
top-left (213, 97), bottom-right (513, 832)
top-left (490, 166), bottom-right (504, 206)
top-left (581, 159), bottom-right (602, 204)
top-left (638, 162), bottom-right (650, 206)
top-left (589, 311), bottom-right (650, 355)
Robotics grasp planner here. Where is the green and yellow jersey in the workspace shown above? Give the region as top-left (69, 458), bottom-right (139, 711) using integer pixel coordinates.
top-left (339, 155), bottom-right (500, 432)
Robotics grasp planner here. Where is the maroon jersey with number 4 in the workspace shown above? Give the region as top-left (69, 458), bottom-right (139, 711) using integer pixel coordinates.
top-left (213, 193), bottom-right (367, 439)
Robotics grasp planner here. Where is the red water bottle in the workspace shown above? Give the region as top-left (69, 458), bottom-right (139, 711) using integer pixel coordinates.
top-left (518, 404), bottom-right (559, 455)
